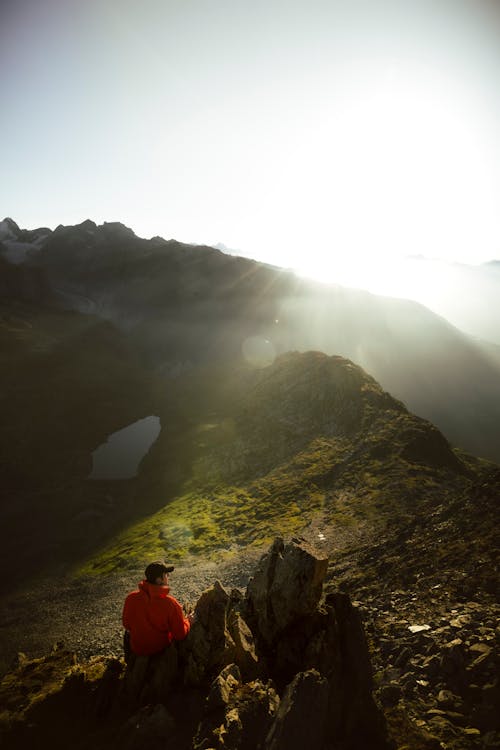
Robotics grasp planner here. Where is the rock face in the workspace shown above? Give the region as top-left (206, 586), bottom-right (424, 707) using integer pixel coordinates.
top-left (265, 669), bottom-right (330, 750)
top-left (180, 581), bottom-right (261, 686)
top-left (0, 538), bottom-right (391, 750)
top-left (245, 537), bottom-right (329, 646)
top-left (3, 216), bottom-right (500, 466)
top-left (189, 537), bottom-right (389, 749)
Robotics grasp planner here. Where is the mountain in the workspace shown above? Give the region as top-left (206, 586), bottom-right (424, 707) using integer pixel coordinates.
top-left (0, 351), bottom-right (498, 750)
top-left (1, 218), bottom-right (500, 467)
top-left (1, 225), bottom-right (499, 749)
top-left (1, 217), bottom-right (500, 586)
top-left (391, 255), bottom-right (500, 346)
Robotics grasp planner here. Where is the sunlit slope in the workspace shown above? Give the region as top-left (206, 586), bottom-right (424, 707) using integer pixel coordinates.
top-left (80, 351), bottom-right (485, 577)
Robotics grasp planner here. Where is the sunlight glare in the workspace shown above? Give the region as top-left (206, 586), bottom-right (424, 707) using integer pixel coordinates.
top-left (291, 66), bottom-right (496, 295)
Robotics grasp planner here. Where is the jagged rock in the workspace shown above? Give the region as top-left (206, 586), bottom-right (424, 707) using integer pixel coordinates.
top-left (272, 608), bottom-right (340, 682)
top-left (245, 537), bottom-right (328, 646)
top-left (409, 624), bottom-right (431, 633)
top-left (206, 664), bottom-right (241, 710)
top-left (181, 582), bottom-right (260, 686)
top-left (325, 592), bottom-right (390, 748)
top-left (195, 665), bottom-right (279, 750)
top-left (265, 669), bottom-right (329, 750)
top-left (0, 538), bottom-right (392, 750)
top-left (225, 610), bottom-right (261, 681)
top-left (181, 580), bottom-right (232, 686)
top-left (439, 639), bottom-right (466, 692)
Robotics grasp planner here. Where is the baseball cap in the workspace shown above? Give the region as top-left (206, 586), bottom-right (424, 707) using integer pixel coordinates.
top-left (145, 561), bottom-right (175, 583)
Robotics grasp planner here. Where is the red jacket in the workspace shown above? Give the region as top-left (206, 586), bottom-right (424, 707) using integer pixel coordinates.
top-left (122, 580), bottom-right (190, 656)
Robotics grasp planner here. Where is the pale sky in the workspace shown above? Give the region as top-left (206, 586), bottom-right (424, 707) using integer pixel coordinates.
top-left (2, 0), bottom-right (500, 288)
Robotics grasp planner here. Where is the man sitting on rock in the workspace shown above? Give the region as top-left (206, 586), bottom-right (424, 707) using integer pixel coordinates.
top-left (122, 561), bottom-right (194, 663)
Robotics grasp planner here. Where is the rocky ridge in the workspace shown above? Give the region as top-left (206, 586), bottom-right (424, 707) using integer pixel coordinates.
top-left (0, 538), bottom-right (391, 750)
top-left (2, 217), bottom-right (500, 465)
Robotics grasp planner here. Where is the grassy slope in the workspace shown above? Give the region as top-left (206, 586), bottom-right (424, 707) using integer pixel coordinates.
top-left (76, 352), bottom-right (491, 584)
top-left (1, 300), bottom-right (495, 596)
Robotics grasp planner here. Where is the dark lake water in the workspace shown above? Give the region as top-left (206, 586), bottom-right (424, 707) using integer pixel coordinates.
top-left (89, 415), bottom-right (161, 479)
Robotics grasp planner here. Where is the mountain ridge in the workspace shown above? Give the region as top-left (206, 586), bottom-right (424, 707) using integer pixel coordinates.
top-left (2, 217), bottom-right (500, 465)
top-left (0, 339), bottom-right (498, 748)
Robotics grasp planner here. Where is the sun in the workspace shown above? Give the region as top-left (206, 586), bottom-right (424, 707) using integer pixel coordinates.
top-left (281, 64), bottom-right (496, 294)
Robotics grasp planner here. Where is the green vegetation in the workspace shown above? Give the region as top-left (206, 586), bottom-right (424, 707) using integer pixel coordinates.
top-left (77, 468), bottom-right (328, 575)
top-left (76, 397), bottom-right (474, 578)
top-left (0, 311), bottom-right (489, 589)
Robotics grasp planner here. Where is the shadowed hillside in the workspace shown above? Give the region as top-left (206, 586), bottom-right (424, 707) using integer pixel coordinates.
top-left (1, 216), bottom-right (500, 585)
top-left (2, 217), bottom-right (500, 467)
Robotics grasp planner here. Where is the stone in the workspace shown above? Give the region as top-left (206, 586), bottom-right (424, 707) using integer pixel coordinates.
top-left (440, 640), bottom-right (466, 692)
top-left (421, 655), bottom-right (441, 682)
top-left (408, 624), bottom-right (431, 633)
top-left (226, 610), bottom-right (261, 681)
top-left (378, 682), bottom-right (402, 707)
top-left (195, 676), bottom-right (280, 750)
top-left (265, 670), bottom-right (329, 750)
top-left (206, 664), bottom-right (241, 710)
top-left (245, 537), bottom-right (328, 646)
top-left (325, 593), bottom-right (391, 749)
top-left (123, 655), bottom-right (150, 706)
top-left (394, 646), bottom-right (412, 668)
top-left (436, 689), bottom-right (461, 709)
top-left (181, 580), bottom-right (234, 686)
top-left (469, 643), bottom-right (492, 657)
top-left (144, 645), bottom-right (179, 704)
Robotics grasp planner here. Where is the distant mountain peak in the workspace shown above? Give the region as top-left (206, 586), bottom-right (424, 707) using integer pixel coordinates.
top-left (100, 221), bottom-right (136, 236)
top-left (0, 217), bottom-right (21, 239)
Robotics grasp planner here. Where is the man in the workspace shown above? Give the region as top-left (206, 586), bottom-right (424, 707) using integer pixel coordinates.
top-left (122, 561), bottom-right (194, 660)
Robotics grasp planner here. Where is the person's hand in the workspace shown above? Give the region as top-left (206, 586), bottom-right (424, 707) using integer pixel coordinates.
top-left (187, 611), bottom-right (197, 625)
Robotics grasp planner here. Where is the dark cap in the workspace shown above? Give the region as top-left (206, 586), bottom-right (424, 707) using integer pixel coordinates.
top-left (145, 561), bottom-right (175, 583)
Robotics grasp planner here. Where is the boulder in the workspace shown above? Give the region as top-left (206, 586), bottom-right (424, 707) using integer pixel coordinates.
top-left (181, 580), bottom-right (232, 686)
top-left (245, 537), bottom-right (328, 646)
top-left (226, 610), bottom-right (261, 681)
top-left (323, 593), bottom-right (390, 749)
top-left (206, 664), bottom-right (241, 710)
top-left (181, 582), bottom-right (261, 686)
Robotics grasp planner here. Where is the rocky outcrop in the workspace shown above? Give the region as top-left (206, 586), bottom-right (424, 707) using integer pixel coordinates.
top-left (194, 664), bottom-right (280, 750)
top-left (174, 537), bottom-right (390, 748)
top-left (0, 537), bottom-right (391, 750)
top-left (266, 669), bottom-right (330, 750)
top-left (245, 536), bottom-right (329, 646)
top-left (180, 581), bottom-right (261, 686)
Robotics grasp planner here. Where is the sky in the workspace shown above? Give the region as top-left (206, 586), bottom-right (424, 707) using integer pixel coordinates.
top-left (2, 0), bottom-right (500, 295)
